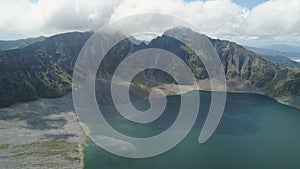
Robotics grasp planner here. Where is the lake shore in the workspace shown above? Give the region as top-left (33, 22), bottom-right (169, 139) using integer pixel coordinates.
top-left (0, 82), bottom-right (299, 168)
top-left (83, 91), bottom-right (300, 169)
top-left (278, 97), bottom-right (300, 109)
top-left (154, 82), bottom-right (299, 110)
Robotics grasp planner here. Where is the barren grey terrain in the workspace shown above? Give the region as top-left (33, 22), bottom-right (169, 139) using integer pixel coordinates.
top-left (0, 95), bottom-right (85, 169)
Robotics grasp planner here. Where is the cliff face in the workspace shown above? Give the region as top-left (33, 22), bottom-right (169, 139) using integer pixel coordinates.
top-left (0, 28), bottom-right (299, 108)
top-left (135, 28), bottom-right (300, 98)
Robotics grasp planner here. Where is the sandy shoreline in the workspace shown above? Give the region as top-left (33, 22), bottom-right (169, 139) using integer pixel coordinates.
top-left (277, 97), bottom-right (300, 109)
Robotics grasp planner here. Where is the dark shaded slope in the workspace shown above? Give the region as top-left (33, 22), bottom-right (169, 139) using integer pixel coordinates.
top-left (0, 32), bottom-right (92, 107)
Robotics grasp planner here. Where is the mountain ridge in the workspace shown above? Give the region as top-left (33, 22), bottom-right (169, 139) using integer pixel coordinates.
top-left (0, 36), bottom-right (46, 50)
top-left (0, 28), bottom-right (299, 108)
top-left (245, 46), bottom-right (300, 62)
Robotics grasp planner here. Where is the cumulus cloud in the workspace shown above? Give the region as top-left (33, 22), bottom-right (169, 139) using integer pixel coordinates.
top-left (0, 0), bottom-right (121, 38)
top-left (246, 0), bottom-right (300, 40)
top-left (0, 0), bottom-right (32, 37)
top-left (110, 0), bottom-right (248, 40)
top-left (0, 0), bottom-right (300, 45)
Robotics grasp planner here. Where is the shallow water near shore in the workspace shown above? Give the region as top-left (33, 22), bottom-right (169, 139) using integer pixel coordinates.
top-left (83, 91), bottom-right (300, 169)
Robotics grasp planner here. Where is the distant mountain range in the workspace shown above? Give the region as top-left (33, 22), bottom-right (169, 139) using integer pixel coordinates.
top-left (245, 46), bottom-right (300, 62)
top-left (263, 44), bottom-right (300, 53)
top-left (0, 36), bottom-right (46, 50)
top-left (0, 28), bottom-right (299, 108)
top-left (259, 55), bottom-right (300, 69)
top-left (245, 46), bottom-right (300, 69)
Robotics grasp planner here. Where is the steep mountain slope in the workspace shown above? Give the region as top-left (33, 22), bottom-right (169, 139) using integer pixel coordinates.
top-left (0, 28), bottom-right (299, 108)
top-left (210, 38), bottom-right (300, 97)
top-left (135, 28), bottom-right (300, 98)
top-left (0, 32), bottom-right (92, 107)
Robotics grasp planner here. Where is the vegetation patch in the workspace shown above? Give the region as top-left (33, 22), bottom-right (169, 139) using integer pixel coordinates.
top-left (0, 144), bottom-right (9, 150)
top-left (11, 140), bottom-right (80, 159)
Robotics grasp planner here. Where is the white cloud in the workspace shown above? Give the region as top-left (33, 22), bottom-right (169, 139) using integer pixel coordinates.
top-left (246, 0), bottom-right (300, 34)
top-left (0, 0), bottom-right (32, 35)
top-left (246, 0), bottom-right (300, 38)
top-left (0, 0), bottom-right (121, 39)
top-left (0, 0), bottom-right (300, 46)
top-left (110, 0), bottom-right (248, 38)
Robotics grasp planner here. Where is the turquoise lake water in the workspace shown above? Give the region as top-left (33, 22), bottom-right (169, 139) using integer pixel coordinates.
top-left (84, 91), bottom-right (300, 169)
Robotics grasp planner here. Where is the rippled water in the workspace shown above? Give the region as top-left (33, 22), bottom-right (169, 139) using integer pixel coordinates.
top-left (84, 91), bottom-right (300, 169)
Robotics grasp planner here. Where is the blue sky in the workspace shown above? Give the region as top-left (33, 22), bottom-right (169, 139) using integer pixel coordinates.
top-left (29, 0), bottom-right (38, 3)
top-left (185, 0), bottom-right (267, 9)
top-left (231, 0), bottom-right (267, 9)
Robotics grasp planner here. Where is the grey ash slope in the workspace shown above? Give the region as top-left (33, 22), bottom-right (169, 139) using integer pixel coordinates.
top-left (0, 28), bottom-right (299, 108)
